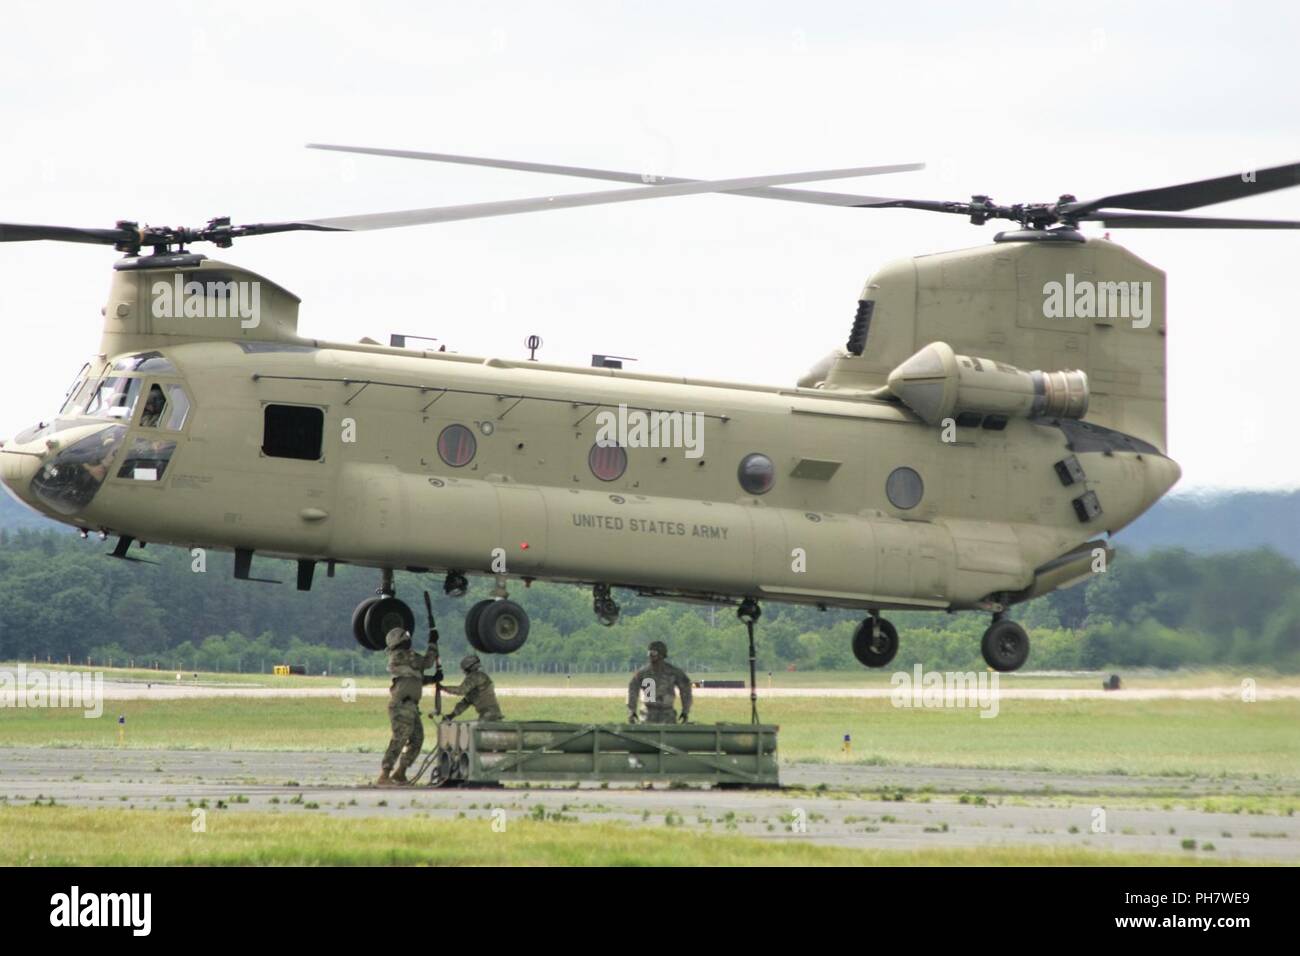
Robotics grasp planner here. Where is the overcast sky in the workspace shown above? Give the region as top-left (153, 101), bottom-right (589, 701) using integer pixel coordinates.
top-left (1, 1), bottom-right (1296, 491)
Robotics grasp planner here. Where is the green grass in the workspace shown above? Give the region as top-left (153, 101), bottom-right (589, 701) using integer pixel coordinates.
top-left (2, 695), bottom-right (1297, 779)
top-left (0, 806), bottom-right (1243, 866)
top-left (6, 661), bottom-right (1292, 691)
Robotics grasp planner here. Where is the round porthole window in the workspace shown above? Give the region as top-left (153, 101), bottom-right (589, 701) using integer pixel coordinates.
top-left (589, 443), bottom-right (628, 482)
top-left (437, 424), bottom-right (477, 468)
top-left (886, 466), bottom-right (924, 509)
top-left (738, 453), bottom-right (775, 495)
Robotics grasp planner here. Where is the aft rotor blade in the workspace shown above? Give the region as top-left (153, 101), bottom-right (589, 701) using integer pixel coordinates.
top-left (307, 142), bottom-right (924, 209)
top-left (1064, 161), bottom-right (1300, 215)
top-left (290, 162), bottom-right (929, 231)
top-left (1081, 210), bottom-right (1300, 229)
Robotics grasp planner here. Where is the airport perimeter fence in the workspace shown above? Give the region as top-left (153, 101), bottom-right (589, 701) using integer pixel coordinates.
top-left (23, 654), bottom-right (712, 679)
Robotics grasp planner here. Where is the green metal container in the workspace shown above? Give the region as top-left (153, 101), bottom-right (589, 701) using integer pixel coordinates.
top-left (427, 720), bottom-right (779, 788)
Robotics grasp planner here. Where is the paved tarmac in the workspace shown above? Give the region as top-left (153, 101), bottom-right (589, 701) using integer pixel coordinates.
top-left (2, 748), bottom-right (1294, 861)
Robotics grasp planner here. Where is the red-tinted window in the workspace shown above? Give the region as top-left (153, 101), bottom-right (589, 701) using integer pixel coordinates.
top-left (589, 443), bottom-right (628, 482)
top-left (437, 424), bottom-right (477, 467)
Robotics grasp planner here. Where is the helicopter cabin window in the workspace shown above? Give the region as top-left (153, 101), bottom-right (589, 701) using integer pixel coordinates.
top-left (84, 376), bottom-right (144, 421)
top-left (437, 424), bottom-right (477, 467)
top-left (262, 404), bottom-right (324, 461)
top-left (737, 452), bottom-right (776, 495)
top-left (588, 442), bottom-right (628, 482)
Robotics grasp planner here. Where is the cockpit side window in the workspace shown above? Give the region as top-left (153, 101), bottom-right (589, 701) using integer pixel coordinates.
top-left (163, 384), bottom-right (191, 430)
top-left (140, 385), bottom-right (167, 428)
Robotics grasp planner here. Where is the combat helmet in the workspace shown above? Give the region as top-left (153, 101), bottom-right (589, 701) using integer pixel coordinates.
top-left (461, 654), bottom-right (481, 671)
top-left (385, 628), bottom-right (411, 650)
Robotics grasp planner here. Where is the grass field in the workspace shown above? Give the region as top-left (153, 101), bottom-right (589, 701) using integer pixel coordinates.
top-left (2, 694), bottom-right (1297, 779)
top-left (4, 662), bottom-right (1290, 691)
top-left (0, 806), bottom-right (1242, 866)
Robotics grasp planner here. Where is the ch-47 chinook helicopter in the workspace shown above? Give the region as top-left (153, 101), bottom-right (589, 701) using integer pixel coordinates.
top-left (2, 149), bottom-right (1298, 673)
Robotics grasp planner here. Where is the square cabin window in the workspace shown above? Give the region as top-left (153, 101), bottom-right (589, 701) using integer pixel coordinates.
top-left (262, 404), bottom-right (324, 461)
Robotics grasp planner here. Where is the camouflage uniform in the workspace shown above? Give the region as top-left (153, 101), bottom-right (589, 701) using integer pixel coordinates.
top-left (628, 658), bottom-right (693, 724)
top-left (383, 641), bottom-right (439, 774)
top-left (443, 667), bottom-right (504, 721)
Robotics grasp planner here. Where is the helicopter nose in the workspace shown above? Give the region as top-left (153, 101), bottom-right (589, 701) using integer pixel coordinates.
top-left (0, 443), bottom-right (44, 503)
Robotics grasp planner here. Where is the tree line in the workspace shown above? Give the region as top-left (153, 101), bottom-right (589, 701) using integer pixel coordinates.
top-left (0, 525), bottom-right (1297, 673)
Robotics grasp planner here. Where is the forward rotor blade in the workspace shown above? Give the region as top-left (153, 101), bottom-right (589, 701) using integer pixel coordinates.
top-left (1081, 210), bottom-right (1300, 229)
top-left (1065, 161), bottom-right (1300, 215)
top-left (307, 142), bottom-right (924, 209)
top-left (292, 162), bottom-right (927, 232)
top-left (0, 222), bottom-right (137, 245)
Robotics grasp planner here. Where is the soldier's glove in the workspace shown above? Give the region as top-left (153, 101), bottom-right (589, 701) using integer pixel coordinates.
top-left (431, 668), bottom-right (444, 684)
top-left (678, 712), bottom-right (689, 724)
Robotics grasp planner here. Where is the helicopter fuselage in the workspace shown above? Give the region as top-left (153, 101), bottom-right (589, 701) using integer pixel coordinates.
top-left (0, 255), bottom-right (1180, 617)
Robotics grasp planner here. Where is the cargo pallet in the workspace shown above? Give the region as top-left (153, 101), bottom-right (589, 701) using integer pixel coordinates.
top-left (423, 720), bottom-right (779, 788)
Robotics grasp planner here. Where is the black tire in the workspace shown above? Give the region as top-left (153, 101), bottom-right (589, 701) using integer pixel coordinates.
top-left (981, 619), bottom-right (1030, 672)
top-left (465, 599), bottom-right (494, 652)
top-left (477, 599), bottom-right (531, 654)
top-left (352, 597), bottom-right (383, 650)
top-left (363, 597), bottom-right (415, 650)
top-left (852, 617), bottom-right (899, 667)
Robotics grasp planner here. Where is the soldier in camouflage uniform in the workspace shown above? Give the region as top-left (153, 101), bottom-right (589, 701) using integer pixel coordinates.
top-left (627, 640), bottom-right (693, 724)
top-left (441, 654), bottom-right (504, 722)
top-left (377, 626), bottom-right (441, 787)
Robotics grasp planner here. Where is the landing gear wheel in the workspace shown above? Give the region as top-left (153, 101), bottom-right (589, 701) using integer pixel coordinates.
top-left (465, 599), bottom-right (494, 652)
top-left (852, 617), bottom-right (899, 667)
top-left (477, 599), bottom-right (531, 654)
top-left (352, 597), bottom-right (383, 650)
top-left (981, 618), bottom-right (1030, 672)
top-left (362, 597), bottom-right (415, 650)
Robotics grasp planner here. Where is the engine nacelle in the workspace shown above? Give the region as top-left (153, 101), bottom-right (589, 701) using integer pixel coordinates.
top-left (886, 341), bottom-right (1088, 426)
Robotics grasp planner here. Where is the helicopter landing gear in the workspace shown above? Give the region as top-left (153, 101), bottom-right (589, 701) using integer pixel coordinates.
top-left (593, 583), bottom-right (620, 626)
top-left (981, 613), bottom-right (1029, 672)
top-left (443, 570), bottom-right (468, 598)
top-left (352, 569), bottom-right (414, 651)
top-left (469, 599), bottom-right (530, 654)
top-left (852, 613), bottom-right (899, 668)
top-left (465, 599), bottom-right (493, 652)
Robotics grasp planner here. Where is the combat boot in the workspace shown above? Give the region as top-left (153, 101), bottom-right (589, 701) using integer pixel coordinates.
top-left (391, 768), bottom-right (410, 785)
top-left (376, 769), bottom-right (397, 788)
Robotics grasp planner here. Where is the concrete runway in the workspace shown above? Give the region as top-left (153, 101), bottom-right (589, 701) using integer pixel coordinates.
top-left (2, 748), bottom-right (1295, 861)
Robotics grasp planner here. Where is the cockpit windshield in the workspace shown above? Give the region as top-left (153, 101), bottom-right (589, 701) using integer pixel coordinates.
top-left (112, 351), bottom-right (176, 374)
top-left (84, 376), bottom-right (145, 421)
top-left (58, 364), bottom-right (91, 417)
